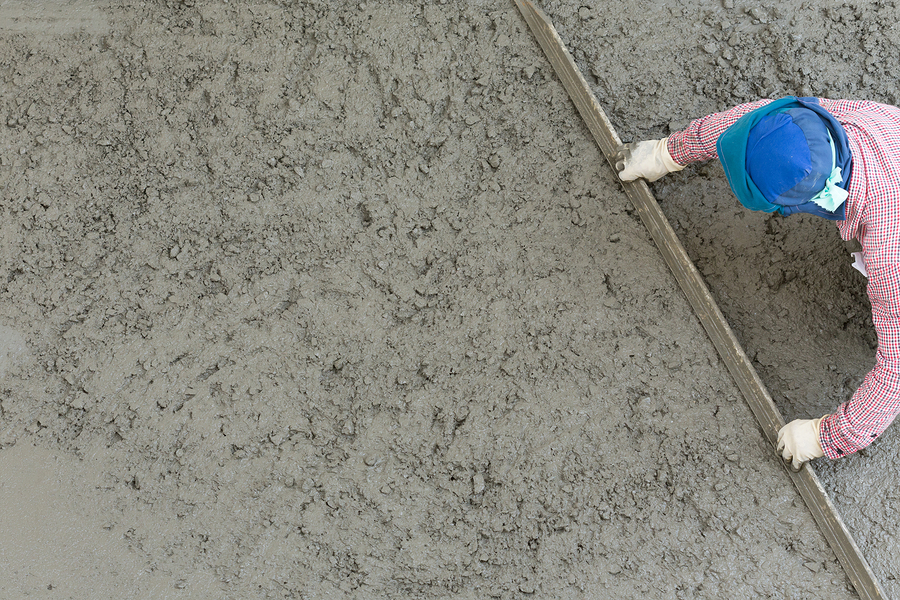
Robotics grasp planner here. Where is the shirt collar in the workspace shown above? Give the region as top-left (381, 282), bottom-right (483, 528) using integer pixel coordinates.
top-left (837, 134), bottom-right (866, 241)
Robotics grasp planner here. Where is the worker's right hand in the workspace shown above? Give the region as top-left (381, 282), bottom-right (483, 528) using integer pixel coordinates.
top-left (615, 138), bottom-right (685, 182)
top-left (777, 417), bottom-right (826, 471)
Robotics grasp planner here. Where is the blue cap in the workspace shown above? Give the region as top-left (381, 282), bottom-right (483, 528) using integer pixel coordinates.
top-left (746, 108), bottom-right (833, 207)
top-left (716, 97), bottom-right (852, 221)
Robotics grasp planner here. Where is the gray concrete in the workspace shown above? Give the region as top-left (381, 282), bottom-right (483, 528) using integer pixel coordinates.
top-left (1, 1), bottom-right (894, 598)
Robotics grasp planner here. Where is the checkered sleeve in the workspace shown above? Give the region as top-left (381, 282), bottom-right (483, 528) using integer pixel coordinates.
top-left (817, 97), bottom-right (888, 116)
top-left (819, 263), bottom-right (900, 458)
top-left (666, 99), bottom-right (775, 165)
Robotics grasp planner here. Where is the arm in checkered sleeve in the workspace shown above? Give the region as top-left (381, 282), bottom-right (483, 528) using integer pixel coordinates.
top-left (616, 100), bottom-right (771, 181)
top-left (819, 263), bottom-right (900, 458)
top-left (616, 99), bottom-right (776, 182)
top-left (664, 97), bottom-right (891, 166)
top-left (665, 99), bottom-right (774, 165)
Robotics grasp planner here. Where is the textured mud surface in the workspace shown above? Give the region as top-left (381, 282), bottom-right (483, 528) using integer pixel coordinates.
top-left (0, 1), bottom-right (896, 598)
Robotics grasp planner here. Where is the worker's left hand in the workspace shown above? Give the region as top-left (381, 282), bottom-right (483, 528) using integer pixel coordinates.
top-left (777, 417), bottom-right (826, 471)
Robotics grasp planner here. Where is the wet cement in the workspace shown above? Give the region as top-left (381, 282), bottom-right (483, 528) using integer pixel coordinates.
top-left (0, 1), bottom-right (896, 598)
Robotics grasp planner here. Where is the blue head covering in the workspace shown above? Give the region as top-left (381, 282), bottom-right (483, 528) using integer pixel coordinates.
top-left (716, 97), bottom-right (852, 221)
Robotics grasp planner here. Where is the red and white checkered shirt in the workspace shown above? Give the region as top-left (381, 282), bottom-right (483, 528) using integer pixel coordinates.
top-left (667, 98), bottom-right (900, 459)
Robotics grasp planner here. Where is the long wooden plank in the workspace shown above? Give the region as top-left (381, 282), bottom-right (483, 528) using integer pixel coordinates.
top-left (512, 1), bottom-right (887, 599)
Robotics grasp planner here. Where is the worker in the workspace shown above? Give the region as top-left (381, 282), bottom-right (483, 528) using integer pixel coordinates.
top-left (616, 96), bottom-right (900, 470)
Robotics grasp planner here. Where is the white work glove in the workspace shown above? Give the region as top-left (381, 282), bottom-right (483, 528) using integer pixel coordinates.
top-left (777, 417), bottom-right (826, 471)
top-left (615, 138), bottom-right (685, 182)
